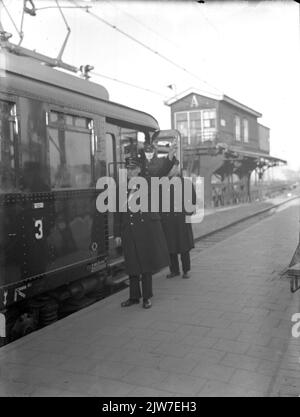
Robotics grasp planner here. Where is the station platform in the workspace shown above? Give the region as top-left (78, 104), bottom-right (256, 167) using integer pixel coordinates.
top-left (0, 198), bottom-right (300, 397)
top-left (193, 192), bottom-right (298, 239)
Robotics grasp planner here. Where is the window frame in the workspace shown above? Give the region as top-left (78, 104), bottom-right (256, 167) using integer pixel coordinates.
top-left (0, 96), bottom-right (20, 193)
top-left (46, 109), bottom-right (96, 190)
top-left (243, 118), bottom-right (249, 143)
top-left (235, 115), bottom-right (241, 141)
top-left (174, 108), bottom-right (216, 145)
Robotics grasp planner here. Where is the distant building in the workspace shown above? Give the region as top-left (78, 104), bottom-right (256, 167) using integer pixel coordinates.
top-left (166, 88), bottom-right (286, 207)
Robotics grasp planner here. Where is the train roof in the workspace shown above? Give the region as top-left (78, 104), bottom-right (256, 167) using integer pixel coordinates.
top-left (0, 49), bottom-right (159, 130)
top-left (0, 49), bottom-right (109, 100)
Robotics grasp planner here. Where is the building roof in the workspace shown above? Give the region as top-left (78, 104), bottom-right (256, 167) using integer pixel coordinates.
top-left (221, 95), bottom-right (262, 118)
top-left (258, 123), bottom-right (270, 130)
top-left (165, 87), bottom-right (222, 105)
top-left (165, 87), bottom-right (262, 117)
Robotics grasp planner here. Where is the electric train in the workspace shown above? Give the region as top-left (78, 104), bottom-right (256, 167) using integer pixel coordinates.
top-left (0, 45), bottom-right (181, 343)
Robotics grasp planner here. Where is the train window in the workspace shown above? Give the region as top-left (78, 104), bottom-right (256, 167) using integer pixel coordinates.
top-left (119, 128), bottom-right (146, 164)
top-left (48, 112), bottom-right (93, 189)
top-left (74, 117), bottom-right (87, 128)
top-left (106, 133), bottom-right (117, 179)
top-left (138, 132), bottom-right (146, 144)
top-left (64, 114), bottom-right (89, 129)
top-left (65, 115), bottom-right (73, 126)
top-left (0, 100), bottom-right (18, 193)
top-left (65, 131), bottom-right (91, 187)
top-left (49, 112), bottom-right (58, 123)
top-left (19, 101), bottom-right (50, 193)
top-left (120, 128), bottom-right (138, 162)
top-left (49, 112), bottom-right (89, 129)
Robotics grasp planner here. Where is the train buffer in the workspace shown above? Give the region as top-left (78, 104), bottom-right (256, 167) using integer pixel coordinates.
top-left (287, 263), bottom-right (300, 293)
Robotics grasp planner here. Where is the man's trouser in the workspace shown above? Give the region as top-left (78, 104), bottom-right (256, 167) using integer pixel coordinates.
top-left (170, 251), bottom-right (190, 274)
top-left (129, 273), bottom-right (153, 300)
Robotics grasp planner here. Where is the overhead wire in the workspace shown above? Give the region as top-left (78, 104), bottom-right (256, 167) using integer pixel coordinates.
top-left (193, 1), bottom-right (220, 36)
top-left (1, 0), bottom-right (223, 99)
top-left (0, 0), bottom-right (22, 38)
top-left (69, 0), bottom-right (223, 96)
top-left (90, 70), bottom-right (168, 98)
top-left (102, 0), bottom-right (180, 51)
top-left (102, 0), bottom-right (213, 80)
top-left (0, 0), bottom-right (169, 98)
top-left (35, 6), bottom-right (91, 11)
top-left (19, 3), bottom-right (25, 45)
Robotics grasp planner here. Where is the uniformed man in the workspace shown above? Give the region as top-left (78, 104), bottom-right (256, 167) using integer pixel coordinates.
top-left (114, 157), bottom-right (170, 309)
top-left (140, 142), bottom-right (175, 179)
top-left (161, 161), bottom-right (195, 279)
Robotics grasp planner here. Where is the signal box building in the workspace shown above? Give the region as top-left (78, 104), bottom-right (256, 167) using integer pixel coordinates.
top-left (166, 88), bottom-right (286, 207)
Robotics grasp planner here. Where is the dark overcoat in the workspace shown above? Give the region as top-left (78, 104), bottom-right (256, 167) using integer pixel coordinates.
top-left (161, 176), bottom-right (195, 254)
top-left (114, 210), bottom-right (170, 275)
top-left (141, 154), bottom-right (175, 178)
top-left (113, 155), bottom-right (175, 275)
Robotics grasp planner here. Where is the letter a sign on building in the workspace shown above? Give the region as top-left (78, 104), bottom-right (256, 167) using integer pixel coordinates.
top-left (190, 95), bottom-right (199, 108)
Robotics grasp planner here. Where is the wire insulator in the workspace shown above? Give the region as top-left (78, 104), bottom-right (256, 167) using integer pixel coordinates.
top-left (24, 0), bottom-right (36, 17)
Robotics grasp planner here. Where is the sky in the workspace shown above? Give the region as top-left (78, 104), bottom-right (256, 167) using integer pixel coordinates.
top-left (1, 0), bottom-right (300, 171)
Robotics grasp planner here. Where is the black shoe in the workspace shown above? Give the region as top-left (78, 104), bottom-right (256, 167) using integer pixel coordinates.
top-left (182, 272), bottom-right (190, 279)
top-left (142, 299), bottom-right (152, 309)
top-left (121, 299), bottom-right (139, 307)
top-left (166, 272), bottom-right (180, 279)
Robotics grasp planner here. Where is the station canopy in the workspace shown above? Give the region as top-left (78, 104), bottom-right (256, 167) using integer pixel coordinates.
top-left (216, 143), bottom-right (286, 167)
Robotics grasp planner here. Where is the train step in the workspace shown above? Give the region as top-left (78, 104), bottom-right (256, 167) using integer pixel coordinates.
top-left (106, 274), bottom-right (129, 286)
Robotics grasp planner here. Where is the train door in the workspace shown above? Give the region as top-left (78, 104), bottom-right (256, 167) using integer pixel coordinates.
top-left (1, 96), bottom-right (53, 307)
top-left (105, 122), bottom-right (146, 259)
top-left (45, 109), bottom-right (107, 275)
top-left (0, 98), bottom-right (22, 299)
top-left (16, 98), bottom-right (52, 286)
top-left (105, 126), bottom-right (118, 256)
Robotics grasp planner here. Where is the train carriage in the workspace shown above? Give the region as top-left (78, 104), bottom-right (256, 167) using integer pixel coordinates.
top-left (0, 48), bottom-right (180, 343)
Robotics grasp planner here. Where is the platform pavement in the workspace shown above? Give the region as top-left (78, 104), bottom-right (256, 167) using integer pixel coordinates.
top-left (0, 199), bottom-right (300, 397)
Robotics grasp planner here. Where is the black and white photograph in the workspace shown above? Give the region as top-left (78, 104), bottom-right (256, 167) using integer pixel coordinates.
top-left (0, 0), bottom-right (300, 400)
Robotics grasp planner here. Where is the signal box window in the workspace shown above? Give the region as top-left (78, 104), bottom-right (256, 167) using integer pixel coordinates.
top-left (235, 116), bottom-right (241, 141)
top-left (189, 112), bottom-right (202, 146)
top-left (243, 119), bottom-right (249, 143)
top-left (48, 112), bottom-right (93, 189)
top-left (175, 109), bottom-right (216, 145)
top-left (203, 110), bottom-right (216, 129)
top-left (175, 112), bottom-right (188, 144)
